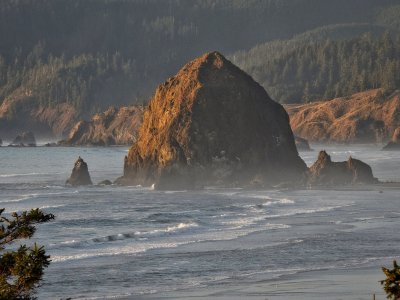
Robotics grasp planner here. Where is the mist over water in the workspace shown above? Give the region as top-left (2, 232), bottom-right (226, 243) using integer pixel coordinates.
top-left (0, 145), bottom-right (399, 299)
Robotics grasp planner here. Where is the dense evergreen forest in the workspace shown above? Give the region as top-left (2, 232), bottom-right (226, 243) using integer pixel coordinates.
top-left (0, 0), bottom-right (400, 116)
top-left (233, 31), bottom-right (400, 103)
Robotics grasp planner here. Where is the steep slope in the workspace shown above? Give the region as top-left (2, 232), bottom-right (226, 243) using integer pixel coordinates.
top-left (285, 89), bottom-right (400, 143)
top-left (118, 51), bottom-right (307, 189)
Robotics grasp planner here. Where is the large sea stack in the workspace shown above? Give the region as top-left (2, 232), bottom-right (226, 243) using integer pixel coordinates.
top-left (118, 51), bottom-right (307, 189)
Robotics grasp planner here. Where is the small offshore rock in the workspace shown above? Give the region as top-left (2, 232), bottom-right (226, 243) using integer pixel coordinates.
top-left (98, 180), bottom-right (112, 185)
top-left (307, 150), bottom-right (377, 186)
top-left (44, 142), bottom-right (58, 147)
top-left (66, 156), bottom-right (93, 186)
top-left (9, 131), bottom-right (36, 147)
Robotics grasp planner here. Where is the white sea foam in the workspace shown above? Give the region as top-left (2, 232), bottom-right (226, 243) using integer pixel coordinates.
top-left (0, 172), bottom-right (51, 178)
top-left (1, 190), bottom-right (79, 203)
top-left (266, 204), bottom-right (353, 218)
top-left (39, 204), bottom-right (66, 209)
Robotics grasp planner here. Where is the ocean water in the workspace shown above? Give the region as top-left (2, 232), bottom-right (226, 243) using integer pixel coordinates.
top-left (0, 145), bottom-right (399, 299)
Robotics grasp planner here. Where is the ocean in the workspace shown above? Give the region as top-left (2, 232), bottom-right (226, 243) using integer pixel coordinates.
top-left (0, 144), bottom-right (399, 299)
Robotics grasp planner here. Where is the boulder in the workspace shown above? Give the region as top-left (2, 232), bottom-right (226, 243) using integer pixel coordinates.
top-left (307, 150), bottom-right (377, 186)
top-left (382, 128), bottom-right (400, 150)
top-left (66, 157), bottom-right (93, 186)
top-left (295, 136), bottom-right (312, 151)
top-left (9, 131), bottom-right (36, 147)
top-left (117, 51), bottom-right (307, 189)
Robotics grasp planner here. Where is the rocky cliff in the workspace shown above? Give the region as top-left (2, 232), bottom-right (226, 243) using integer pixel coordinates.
top-left (59, 106), bottom-right (143, 146)
top-left (118, 51), bottom-right (307, 189)
top-left (285, 89), bottom-right (400, 143)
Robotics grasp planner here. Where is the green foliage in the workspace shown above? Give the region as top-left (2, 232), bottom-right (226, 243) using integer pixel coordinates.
top-left (0, 208), bottom-right (54, 300)
top-left (234, 32), bottom-right (400, 103)
top-left (381, 260), bottom-right (400, 300)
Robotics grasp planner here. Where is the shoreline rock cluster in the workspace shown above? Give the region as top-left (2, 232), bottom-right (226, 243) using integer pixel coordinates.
top-left (9, 131), bottom-right (37, 147)
top-left (110, 52), bottom-right (378, 190)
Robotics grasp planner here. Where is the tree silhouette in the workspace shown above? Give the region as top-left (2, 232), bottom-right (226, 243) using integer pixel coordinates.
top-left (381, 260), bottom-right (400, 300)
top-left (0, 208), bottom-right (54, 299)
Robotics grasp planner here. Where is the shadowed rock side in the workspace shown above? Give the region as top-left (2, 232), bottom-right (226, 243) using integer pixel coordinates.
top-left (9, 131), bottom-right (36, 146)
top-left (295, 136), bottom-right (312, 151)
top-left (382, 127), bottom-right (400, 150)
top-left (66, 157), bottom-right (93, 186)
top-left (59, 106), bottom-right (144, 146)
top-left (118, 51), bottom-right (307, 189)
top-left (308, 151), bottom-right (377, 187)
top-left (285, 89), bottom-right (400, 143)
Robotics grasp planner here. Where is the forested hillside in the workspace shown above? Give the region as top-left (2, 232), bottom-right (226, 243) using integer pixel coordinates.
top-left (1, 0), bottom-right (400, 138)
top-left (233, 32), bottom-right (400, 103)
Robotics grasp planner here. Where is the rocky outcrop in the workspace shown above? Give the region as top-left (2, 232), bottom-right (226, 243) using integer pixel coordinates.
top-left (382, 128), bottom-right (400, 150)
top-left (66, 157), bottom-right (93, 186)
top-left (285, 89), bottom-right (400, 143)
top-left (59, 106), bottom-right (143, 146)
top-left (9, 131), bottom-right (36, 146)
top-left (307, 150), bottom-right (377, 186)
top-left (295, 136), bottom-right (312, 151)
top-left (118, 51), bottom-right (307, 189)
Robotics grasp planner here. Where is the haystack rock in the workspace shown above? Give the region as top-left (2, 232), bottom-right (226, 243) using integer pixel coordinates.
top-left (118, 51), bottom-right (307, 189)
top-left (307, 151), bottom-right (377, 186)
top-left (295, 136), bottom-right (312, 151)
top-left (382, 128), bottom-right (400, 150)
top-left (66, 157), bottom-right (93, 186)
top-left (59, 106), bottom-right (143, 146)
top-left (10, 131), bottom-right (36, 146)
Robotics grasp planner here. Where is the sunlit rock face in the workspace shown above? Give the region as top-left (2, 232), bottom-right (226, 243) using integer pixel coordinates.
top-left (118, 51), bottom-right (307, 189)
top-left (307, 151), bottom-right (377, 186)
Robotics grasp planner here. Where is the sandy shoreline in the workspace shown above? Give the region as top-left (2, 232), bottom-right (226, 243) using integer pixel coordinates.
top-left (135, 265), bottom-right (387, 300)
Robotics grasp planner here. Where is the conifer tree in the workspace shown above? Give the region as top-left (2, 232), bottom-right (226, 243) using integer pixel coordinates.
top-left (0, 208), bottom-right (54, 300)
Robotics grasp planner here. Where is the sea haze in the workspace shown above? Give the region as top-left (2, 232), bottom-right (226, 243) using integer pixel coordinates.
top-left (0, 145), bottom-right (399, 299)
